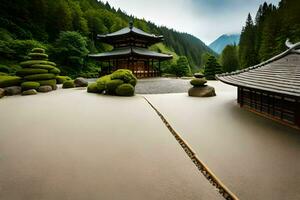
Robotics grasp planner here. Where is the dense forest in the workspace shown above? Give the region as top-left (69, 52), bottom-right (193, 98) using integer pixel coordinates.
top-left (210, 0), bottom-right (300, 79)
top-left (0, 0), bottom-right (214, 77)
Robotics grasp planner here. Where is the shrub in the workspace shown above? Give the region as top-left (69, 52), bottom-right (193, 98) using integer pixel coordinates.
top-left (0, 75), bottom-right (21, 88)
top-left (0, 72), bottom-right (8, 76)
top-left (116, 84), bottom-right (135, 96)
top-left (49, 67), bottom-right (61, 74)
top-left (28, 52), bottom-right (48, 60)
top-left (190, 78), bottom-right (207, 87)
top-left (24, 73), bottom-right (56, 81)
top-left (16, 68), bottom-right (48, 76)
top-left (106, 79), bottom-right (124, 94)
top-left (20, 60), bottom-right (56, 68)
top-left (111, 69), bottom-right (137, 85)
top-left (0, 65), bottom-right (10, 73)
top-left (21, 81), bottom-right (40, 90)
top-left (62, 80), bottom-right (75, 89)
top-left (56, 76), bottom-right (71, 84)
top-left (87, 82), bottom-right (99, 93)
top-left (37, 79), bottom-right (57, 89)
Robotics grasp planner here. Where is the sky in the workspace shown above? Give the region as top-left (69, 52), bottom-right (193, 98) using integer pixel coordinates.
top-left (105, 0), bottom-right (280, 45)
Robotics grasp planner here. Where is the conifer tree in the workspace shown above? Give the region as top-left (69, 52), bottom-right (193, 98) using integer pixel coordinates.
top-left (204, 55), bottom-right (222, 80)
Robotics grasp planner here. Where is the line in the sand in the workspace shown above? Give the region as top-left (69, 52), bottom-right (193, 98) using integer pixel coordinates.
top-left (143, 97), bottom-right (239, 200)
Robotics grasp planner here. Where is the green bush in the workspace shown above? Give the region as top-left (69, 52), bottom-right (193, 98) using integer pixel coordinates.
top-left (37, 79), bottom-right (57, 89)
top-left (21, 81), bottom-right (40, 90)
top-left (111, 69), bottom-right (137, 86)
top-left (24, 73), bottom-right (56, 81)
top-left (115, 84), bottom-right (135, 96)
top-left (0, 65), bottom-right (10, 73)
top-left (49, 67), bottom-right (61, 74)
top-left (28, 52), bottom-right (48, 60)
top-left (106, 79), bottom-right (124, 94)
top-left (62, 80), bottom-right (75, 89)
top-left (16, 68), bottom-right (48, 76)
top-left (87, 82), bottom-right (100, 93)
top-left (20, 60), bottom-right (56, 68)
top-left (190, 78), bottom-right (207, 87)
top-left (0, 75), bottom-right (21, 88)
top-left (0, 72), bottom-right (8, 76)
top-left (31, 48), bottom-right (45, 54)
top-left (56, 76), bottom-right (71, 84)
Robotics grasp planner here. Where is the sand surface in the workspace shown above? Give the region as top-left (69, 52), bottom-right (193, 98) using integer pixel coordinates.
top-left (145, 81), bottom-right (300, 200)
top-left (0, 88), bottom-right (222, 200)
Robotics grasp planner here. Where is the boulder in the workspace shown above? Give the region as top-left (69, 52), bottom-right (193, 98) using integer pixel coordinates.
top-left (194, 73), bottom-right (205, 78)
top-left (188, 86), bottom-right (216, 97)
top-left (74, 77), bottom-right (88, 87)
top-left (38, 85), bottom-right (52, 93)
top-left (0, 88), bottom-right (5, 98)
top-left (22, 89), bottom-right (38, 96)
top-left (4, 86), bottom-right (22, 96)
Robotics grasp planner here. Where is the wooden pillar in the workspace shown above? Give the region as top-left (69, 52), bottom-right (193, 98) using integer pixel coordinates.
top-left (151, 59), bottom-right (154, 77)
top-left (296, 99), bottom-right (300, 128)
top-left (158, 60), bottom-right (161, 77)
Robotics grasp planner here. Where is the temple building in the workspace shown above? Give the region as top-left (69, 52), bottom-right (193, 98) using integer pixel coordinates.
top-left (216, 40), bottom-right (300, 129)
top-left (89, 21), bottom-right (173, 78)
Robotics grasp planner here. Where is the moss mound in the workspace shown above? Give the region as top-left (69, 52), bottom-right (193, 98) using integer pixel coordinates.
top-left (106, 79), bottom-right (124, 94)
top-left (0, 72), bottom-right (8, 76)
top-left (16, 48), bottom-right (59, 92)
top-left (56, 76), bottom-right (71, 84)
top-left (16, 68), bottom-right (48, 76)
top-left (111, 69), bottom-right (137, 86)
top-left (87, 82), bottom-right (99, 93)
top-left (21, 82), bottom-right (40, 90)
top-left (190, 78), bottom-right (207, 87)
top-left (116, 84), bottom-right (135, 96)
top-left (62, 80), bottom-right (75, 89)
top-left (0, 76), bottom-right (21, 88)
top-left (96, 75), bottom-right (111, 91)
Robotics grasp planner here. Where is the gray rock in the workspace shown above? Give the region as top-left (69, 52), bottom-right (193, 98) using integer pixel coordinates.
top-left (38, 85), bottom-right (52, 93)
top-left (4, 86), bottom-right (22, 96)
top-left (22, 89), bottom-right (38, 96)
top-left (188, 85), bottom-right (216, 97)
top-left (0, 88), bottom-right (5, 98)
top-left (194, 73), bottom-right (205, 78)
top-left (74, 77), bottom-right (88, 87)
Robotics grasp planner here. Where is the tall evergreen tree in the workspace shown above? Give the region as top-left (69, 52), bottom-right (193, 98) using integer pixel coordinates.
top-left (204, 55), bottom-right (222, 80)
top-left (221, 44), bottom-right (239, 73)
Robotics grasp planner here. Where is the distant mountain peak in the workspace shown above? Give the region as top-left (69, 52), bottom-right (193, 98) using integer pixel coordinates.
top-left (209, 34), bottom-right (240, 54)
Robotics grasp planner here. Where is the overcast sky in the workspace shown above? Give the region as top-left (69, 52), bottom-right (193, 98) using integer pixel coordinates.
top-left (105, 0), bottom-right (280, 44)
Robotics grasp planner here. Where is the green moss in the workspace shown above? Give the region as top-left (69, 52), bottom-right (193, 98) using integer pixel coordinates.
top-left (0, 72), bottom-right (8, 76)
top-left (30, 64), bottom-right (55, 70)
top-left (20, 60), bottom-right (56, 68)
top-left (96, 75), bottom-right (111, 91)
top-left (21, 81), bottom-right (40, 90)
top-left (37, 79), bottom-right (57, 89)
top-left (87, 82), bottom-right (100, 93)
top-left (28, 53), bottom-right (48, 60)
top-left (56, 76), bottom-right (71, 84)
top-left (111, 69), bottom-right (137, 85)
top-left (49, 67), bottom-right (61, 74)
top-left (62, 80), bottom-right (75, 89)
top-left (0, 76), bottom-right (21, 88)
top-left (31, 48), bottom-right (45, 54)
top-left (16, 68), bottom-right (48, 76)
top-left (24, 73), bottom-right (56, 81)
top-left (190, 78), bottom-right (207, 87)
top-left (106, 79), bottom-right (124, 95)
top-left (115, 84), bottom-right (135, 96)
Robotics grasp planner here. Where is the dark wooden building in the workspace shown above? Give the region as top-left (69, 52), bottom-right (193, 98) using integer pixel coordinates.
top-left (216, 40), bottom-right (300, 129)
top-left (89, 21), bottom-right (173, 78)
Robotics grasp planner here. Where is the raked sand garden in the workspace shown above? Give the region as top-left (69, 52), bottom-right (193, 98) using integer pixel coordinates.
top-left (0, 80), bottom-right (300, 200)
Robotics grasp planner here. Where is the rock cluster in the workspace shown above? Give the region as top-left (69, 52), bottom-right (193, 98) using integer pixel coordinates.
top-left (188, 74), bottom-right (216, 97)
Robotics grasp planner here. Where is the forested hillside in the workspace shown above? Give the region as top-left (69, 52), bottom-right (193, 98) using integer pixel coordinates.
top-left (0, 0), bottom-right (214, 77)
top-left (239, 0), bottom-right (300, 68)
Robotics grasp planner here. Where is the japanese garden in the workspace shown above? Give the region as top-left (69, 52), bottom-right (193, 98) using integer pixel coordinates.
top-left (0, 0), bottom-right (299, 200)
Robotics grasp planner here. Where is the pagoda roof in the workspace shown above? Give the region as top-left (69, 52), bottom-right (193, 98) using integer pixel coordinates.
top-left (97, 23), bottom-right (163, 45)
top-left (89, 47), bottom-right (173, 61)
top-left (216, 40), bottom-right (300, 97)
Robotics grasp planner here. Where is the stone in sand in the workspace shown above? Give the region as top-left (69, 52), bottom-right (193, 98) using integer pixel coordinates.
top-left (188, 86), bottom-right (216, 97)
top-left (74, 77), bottom-right (88, 87)
top-left (0, 88), bottom-right (5, 98)
top-left (4, 86), bottom-right (22, 96)
top-left (22, 89), bottom-right (38, 96)
top-left (194, 73), bottom-right (205, 78)
top-left (38, 85), bottom-right (52, 93)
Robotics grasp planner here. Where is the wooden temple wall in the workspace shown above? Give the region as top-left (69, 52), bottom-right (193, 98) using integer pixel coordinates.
top-left (238, 87), bottom-right (300, 128)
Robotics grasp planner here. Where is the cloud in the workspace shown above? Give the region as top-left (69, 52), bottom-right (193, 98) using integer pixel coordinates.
top-left (105, 0), bottom-right (280, 44)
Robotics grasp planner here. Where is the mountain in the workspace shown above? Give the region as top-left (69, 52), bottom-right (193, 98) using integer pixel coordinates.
top-left (209, 34), bottom-right (240, 54)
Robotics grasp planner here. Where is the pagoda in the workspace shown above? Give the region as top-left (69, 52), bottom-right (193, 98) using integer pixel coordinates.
top-left (89, 21), bottom-right (173, 78)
